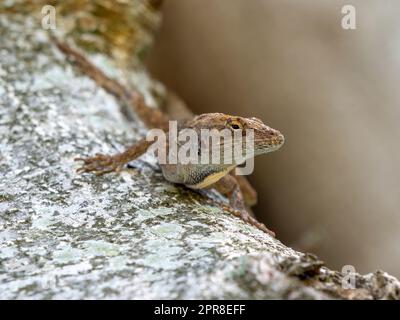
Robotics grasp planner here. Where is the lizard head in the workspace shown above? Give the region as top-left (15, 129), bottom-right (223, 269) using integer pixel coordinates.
top-left (186, 113), bottom-right (284, 164)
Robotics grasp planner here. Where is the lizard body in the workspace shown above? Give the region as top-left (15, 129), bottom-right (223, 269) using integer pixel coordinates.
top-left (54, 39), bottom-right (284, 236)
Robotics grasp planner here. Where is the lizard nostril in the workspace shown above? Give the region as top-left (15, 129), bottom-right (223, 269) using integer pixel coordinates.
top-left (270, 130), bottom-right (279, 137)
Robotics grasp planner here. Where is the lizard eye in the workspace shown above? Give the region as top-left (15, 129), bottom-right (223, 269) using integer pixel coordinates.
top-left (228, 121), bottom-right (242, 130)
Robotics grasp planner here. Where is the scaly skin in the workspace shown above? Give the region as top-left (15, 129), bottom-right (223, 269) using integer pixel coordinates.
top-left (53, 38), bottom-right (284, 236)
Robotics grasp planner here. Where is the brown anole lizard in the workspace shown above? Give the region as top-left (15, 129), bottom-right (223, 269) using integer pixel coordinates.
top-left (53, 39), bottom-right (284, 237)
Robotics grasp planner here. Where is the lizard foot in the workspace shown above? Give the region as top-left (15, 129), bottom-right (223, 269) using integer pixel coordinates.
top-left (222, 204), bottom-right (276, 237)
top-left (75, 153), bottom-right (124, 176)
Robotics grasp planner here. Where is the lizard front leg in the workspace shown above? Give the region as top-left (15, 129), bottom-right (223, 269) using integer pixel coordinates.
top-left (232, 174), bottom-right (258, 207)
top-left (212, 174), bottom-right (275, 237)
top-left (76, 138), bottom-right (153, 175)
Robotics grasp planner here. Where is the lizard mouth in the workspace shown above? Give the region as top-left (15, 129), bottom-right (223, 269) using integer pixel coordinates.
top-left (255, 134), bottom-right (285, 152)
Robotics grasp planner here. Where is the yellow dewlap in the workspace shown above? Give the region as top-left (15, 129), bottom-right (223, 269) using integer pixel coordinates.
top-left (187, 166), bottom-right (235, 189)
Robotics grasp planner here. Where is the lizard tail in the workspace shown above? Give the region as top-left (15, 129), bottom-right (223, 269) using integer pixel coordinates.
top-left (51, 37), bottom-right (170, 131)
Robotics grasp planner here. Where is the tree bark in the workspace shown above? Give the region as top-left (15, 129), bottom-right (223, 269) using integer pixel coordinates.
top-left (0, 2), bottom-right (399, 299)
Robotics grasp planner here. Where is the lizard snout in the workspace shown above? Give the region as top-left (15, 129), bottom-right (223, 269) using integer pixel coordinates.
top-left (267, 128), bottom-right (285, 148)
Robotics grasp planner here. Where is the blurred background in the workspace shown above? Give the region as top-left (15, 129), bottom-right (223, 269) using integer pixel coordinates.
top-left (146, 0), bottom-right (400, 276)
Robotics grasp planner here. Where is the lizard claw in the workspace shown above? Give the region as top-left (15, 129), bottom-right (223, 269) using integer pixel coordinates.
top-left (74, 154), bottom-right (122, 175)
top-left (245, 215), bottom-right (275, 237)
top-left (222, 204), bottom-right (275, 237)
top-left (241, 210), bottom-right (275, 237)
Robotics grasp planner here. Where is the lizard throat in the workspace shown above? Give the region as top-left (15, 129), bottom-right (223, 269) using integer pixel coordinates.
top-left (186, 165), bottom-right (235, 189)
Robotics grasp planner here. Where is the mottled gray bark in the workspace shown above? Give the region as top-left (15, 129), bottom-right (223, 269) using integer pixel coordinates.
top-left (0, 10), bottom-right (399, 300)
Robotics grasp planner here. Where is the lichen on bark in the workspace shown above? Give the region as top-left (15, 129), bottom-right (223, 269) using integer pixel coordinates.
top-left (0, 2), bottom-right (399, 300)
